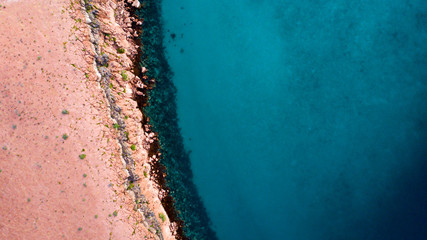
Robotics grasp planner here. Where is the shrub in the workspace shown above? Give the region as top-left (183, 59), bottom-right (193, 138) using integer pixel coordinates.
top-left (79, 154), bottom-right (86, 159)
top-left (121, 70), bottom-right (128, 81)
top-left (159, 213), bottom-right (166, 222)
top-left (117, 48), bottom-right (125, 54)
top-left (127, 182), bottom-right (135, 190)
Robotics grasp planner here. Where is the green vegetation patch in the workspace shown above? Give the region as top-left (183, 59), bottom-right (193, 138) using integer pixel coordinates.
top-left (127, 182), bottom-right (135, 190)
top-left (62, 134), bottom-right (69, 140)
top-left (159, 213), bottom-right (166, 222)
top-left (121, 70), bottom-right (128, 81)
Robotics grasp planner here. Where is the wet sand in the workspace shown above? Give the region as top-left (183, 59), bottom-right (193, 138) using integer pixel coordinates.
top-left (0, 0), bottom-right (174, 239)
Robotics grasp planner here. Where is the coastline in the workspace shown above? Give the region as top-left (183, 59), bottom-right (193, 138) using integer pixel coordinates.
top-left (134, 1), bottom-right (217, 239)
top-left (0, 0), bottom-right (174, 239)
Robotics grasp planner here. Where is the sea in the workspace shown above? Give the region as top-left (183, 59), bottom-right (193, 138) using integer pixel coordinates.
top-left (144, 0), bottom-right (427, 239)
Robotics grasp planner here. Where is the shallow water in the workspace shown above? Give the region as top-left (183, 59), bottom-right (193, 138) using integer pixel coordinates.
top-left (160, 0), bottom-right (427, 239)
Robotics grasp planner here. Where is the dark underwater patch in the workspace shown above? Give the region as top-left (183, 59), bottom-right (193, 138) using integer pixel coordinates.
top-left (134, 1), bottom-right (217, 239)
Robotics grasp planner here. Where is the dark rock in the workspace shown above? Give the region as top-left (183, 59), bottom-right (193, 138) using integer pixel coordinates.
top-left (96, 53), bottom-right (109, 66)
top-left (114, 105), bottom-right (122, 112)
top-left (98, 66), bottom-right (111, 78)
top-left (91, 9), bottom-right (99, 16)
top-left (90, 21), bottom-right (100, 29)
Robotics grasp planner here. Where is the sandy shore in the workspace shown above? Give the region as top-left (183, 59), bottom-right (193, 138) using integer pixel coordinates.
top-left (0, 0), bottom-right (174, 239)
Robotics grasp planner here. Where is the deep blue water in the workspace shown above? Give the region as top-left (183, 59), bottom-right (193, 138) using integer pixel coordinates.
top-left (158, 0), bottom-right (427, 239)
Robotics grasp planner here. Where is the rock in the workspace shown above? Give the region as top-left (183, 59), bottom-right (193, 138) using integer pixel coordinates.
top-left (90, 21), bottom-right (100, 29)
top-left (98, 66), bottom-right (111, 79)
top-left (136, 81), bottom-right (145, 88)
top-left (96, 53), bottom-right (109, 66)
top-left (91, 9), bottom-right (99, 16)
top-left (132, 0), bottom-right (141, 8)
top-left (114, 105), bottom-right (122, 113)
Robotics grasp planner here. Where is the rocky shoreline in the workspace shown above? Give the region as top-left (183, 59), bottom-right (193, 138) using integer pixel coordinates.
top-left (78, 0), bottom-right (165, 238)
top-left (78, 0), bottom-right (217, 239)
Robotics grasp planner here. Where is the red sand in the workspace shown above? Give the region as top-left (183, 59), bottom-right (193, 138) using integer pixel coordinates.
top-left (0, 0), bottom-right (173, 239)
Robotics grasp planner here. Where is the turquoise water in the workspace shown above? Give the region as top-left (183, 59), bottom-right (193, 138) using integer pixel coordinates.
top-left (157, 0), bottom-right (427, 239)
